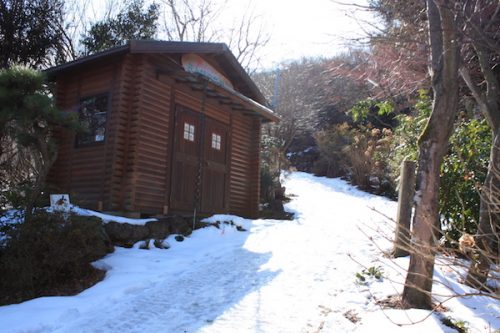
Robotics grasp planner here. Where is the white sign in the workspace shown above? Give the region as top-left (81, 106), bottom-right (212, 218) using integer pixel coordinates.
top-left (50, 194), bottom-right (71, 212)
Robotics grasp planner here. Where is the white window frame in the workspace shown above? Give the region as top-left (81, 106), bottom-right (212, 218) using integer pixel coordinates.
top-left (211, 133), bottom-right (221, 150)
top-left (183, 122), bottom-right (195, 141)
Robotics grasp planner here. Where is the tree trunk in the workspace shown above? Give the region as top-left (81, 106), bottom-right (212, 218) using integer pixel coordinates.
top-left (24, 133), bottom-right (58, 222)
top-left (402, 0), bottom-right (460, 309)
top-left (394, 160), bottom-right (416, 258)
top-left (465, 130), bottom-right (500, 289)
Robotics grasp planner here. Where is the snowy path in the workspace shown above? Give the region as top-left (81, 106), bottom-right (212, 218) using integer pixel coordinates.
top-left (1, 172), bottom-right (496, 332)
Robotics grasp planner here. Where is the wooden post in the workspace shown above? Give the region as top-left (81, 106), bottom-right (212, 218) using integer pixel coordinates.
top-left (394, 160), bottom-right (416, 257)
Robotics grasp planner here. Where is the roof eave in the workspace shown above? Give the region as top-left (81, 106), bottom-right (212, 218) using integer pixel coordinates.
top-left (214, 45), bottom-right (267, 106)
top-left (44, 40), bottom-right (272, 113)
top-left (44, 44), bottom-right (130, 79)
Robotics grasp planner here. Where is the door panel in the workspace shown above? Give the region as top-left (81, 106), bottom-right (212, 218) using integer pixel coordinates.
top-left (201, 118), bottom-right (229, 213)
top-left (170, 107), bottom-right (201, 211)
top-left (170, 105), bottom-right (229, 214)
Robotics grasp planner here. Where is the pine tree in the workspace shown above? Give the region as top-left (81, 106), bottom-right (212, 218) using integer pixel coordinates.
top-left (0, 67), bottom-right (78, 219)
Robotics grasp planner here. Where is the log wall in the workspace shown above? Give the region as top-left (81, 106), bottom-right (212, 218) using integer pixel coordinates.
top-left (108, 54), bottom-right (141, 211)
top-left (49, 59), bottom-right (122, 210)
top-left (228, 114), bottom-right (261, 217)
top-left (131, 55), bottom-right (172, 213)
top-left (50, 53), bottom-right (262, 217)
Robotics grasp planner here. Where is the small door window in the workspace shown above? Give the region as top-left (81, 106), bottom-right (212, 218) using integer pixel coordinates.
top-left (211, 133), bottom-right (221, 150)
top-left (183, 123), bottom-right (195, 141)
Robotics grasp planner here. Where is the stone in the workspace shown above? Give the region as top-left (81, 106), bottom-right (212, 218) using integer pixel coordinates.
top-left (139, 239), bottom-right (150, 250)
top-left (104, 222), bottom-right (149, 248)
top-left (168, 216), bottom-right (193, 236)
top-left (146, 220), bottom-right (170, 239)
top-left (103, 216), bottom-right (197, 247)
top-left (153, 239), bottom-right (170, 249)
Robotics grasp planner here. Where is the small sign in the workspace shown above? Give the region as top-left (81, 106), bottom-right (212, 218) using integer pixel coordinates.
top-left (50, 194), bottom-right (71, 212)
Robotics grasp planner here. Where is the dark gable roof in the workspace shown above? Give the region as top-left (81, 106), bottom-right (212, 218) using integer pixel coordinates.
top-left (46, 40), bottom-right (268, 107)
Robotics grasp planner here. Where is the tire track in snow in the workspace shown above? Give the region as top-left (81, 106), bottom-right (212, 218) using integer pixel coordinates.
top-left (53, 247), bottom-right (278, 333)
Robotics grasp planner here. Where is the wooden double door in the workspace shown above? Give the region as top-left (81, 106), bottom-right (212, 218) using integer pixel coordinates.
top-left (170, 105), bottom-right (229, 214)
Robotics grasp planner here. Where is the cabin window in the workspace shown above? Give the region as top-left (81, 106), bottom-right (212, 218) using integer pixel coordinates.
top-left (76, 94), bottom-right (108, 146)
top-left (211, 133), bottom-right (221, 150)
top-left (183, 122), bottom-right (195, 141)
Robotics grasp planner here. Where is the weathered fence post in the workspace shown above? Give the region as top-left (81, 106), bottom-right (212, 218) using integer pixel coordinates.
top-left (393, 160), bottom-right (416, 257)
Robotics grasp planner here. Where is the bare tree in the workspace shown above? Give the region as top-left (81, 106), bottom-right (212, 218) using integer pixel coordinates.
top-left (254, 59), bottom-right (333, 157)
top-left (333, 1), bottom-right (430, 102)
top-left (225, 3), bottom-right (270, 72)
top-left (160, 0), bottom-right (269, 72)
top-left (55, 0), bottom-right (129, 63)
top-left (402, 0), bottom-right (461, 309)
top-left (161, 0), bottom-right (222, 42)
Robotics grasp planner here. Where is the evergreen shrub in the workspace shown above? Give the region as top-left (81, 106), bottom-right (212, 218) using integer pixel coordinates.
top-left (0, 211), bottom-right (113, 305)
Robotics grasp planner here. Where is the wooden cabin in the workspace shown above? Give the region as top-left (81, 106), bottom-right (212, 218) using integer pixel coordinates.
top-left (46, 40), bottom-right (278, 218)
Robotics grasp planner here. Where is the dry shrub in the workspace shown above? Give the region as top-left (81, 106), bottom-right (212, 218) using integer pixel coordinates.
top-left (314, 123), bottom-right (394, 194)
top-left (0, 211), bottom-right (113, 305)
top-left (313, 123), bottom-right (352, 178)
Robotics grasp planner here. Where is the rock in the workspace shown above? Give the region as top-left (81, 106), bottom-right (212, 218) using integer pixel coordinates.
top-left (139, 239), bottom-right (150, 250)
top-left (236, 225), bottom-right (247, 232)
top-left (104, 222), bottom-right (149, 248)
top-left (369, 176), bottom-right (381, 189)
top-left (174, 235), bottom-right (184, 242)
top-left (104, 216), bottom-right (195, 247)
top-left (168, 216), bottom-right (192, 236)
top-left (146, 220), bottom-right (170, 239)
top-left (153, 239), bottom-right (170, 249)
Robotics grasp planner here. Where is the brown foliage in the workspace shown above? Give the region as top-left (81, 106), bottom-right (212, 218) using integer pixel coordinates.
top-left (314, 123), bottom-right (393, 193)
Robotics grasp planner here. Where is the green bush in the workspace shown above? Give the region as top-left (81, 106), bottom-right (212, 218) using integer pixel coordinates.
top-left (440, 119), bottom-right (491, 244)
top-left (390, 90), bottom-right (432, 174)
top-left (355, 266), bottom-right (384, 285)
top-left (260, 134), bottom-right (283, 203)
top-left (441, 317), bottom-right (470, 333)
top-left (0, 211), bottom-right (113, 305)
top-left (389, 90), bottom-right (491, 245)
top-left (260, 165), bottom-right (280, 203)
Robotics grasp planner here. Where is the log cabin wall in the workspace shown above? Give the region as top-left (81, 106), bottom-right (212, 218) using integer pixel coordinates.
top-left (129, 54), bottom-right (172, 213)
top-left (108, 54), bottom-right (141, 212)
top-left (49, 58), bottom-right (123, 210)
top-left (229, 114), bottom-right (261, 218)
top-left (49, 47), bottom-right (268, 218)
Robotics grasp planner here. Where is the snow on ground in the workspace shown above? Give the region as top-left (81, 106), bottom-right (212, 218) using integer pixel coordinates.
top-left (47, 205), bottom-right (157, 225)
top-left (0, 172), bottom-right (498, 333)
